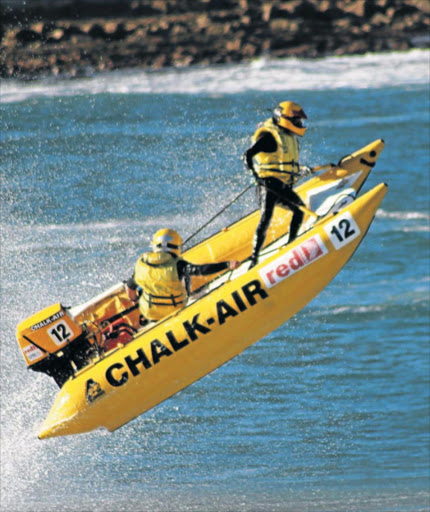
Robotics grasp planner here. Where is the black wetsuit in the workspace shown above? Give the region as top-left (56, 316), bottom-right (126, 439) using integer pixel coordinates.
top-left (245, 131), bottom-right (305, 264)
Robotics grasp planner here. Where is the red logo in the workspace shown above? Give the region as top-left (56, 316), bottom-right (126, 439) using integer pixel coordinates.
top-left (259, 235), bottom-right (327, 288)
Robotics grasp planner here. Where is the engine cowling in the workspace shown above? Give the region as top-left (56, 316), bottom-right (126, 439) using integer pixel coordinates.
top-left (16, 303), bottom-right (94, 387)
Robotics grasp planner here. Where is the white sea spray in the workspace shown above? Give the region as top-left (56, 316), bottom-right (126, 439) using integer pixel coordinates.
top-left (1, 49), bottom-right (429, 104)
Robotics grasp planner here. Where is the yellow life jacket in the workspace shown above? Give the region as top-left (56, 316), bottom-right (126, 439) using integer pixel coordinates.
top-left (134, 252), bottom-right (187, 321)
top-left (252, 118), bottom-right (300, 185)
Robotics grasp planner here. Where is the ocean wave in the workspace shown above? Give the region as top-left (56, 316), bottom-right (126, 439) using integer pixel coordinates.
top-left (401, 226), bottom-right (430, 232)
top-left (312, 299), bottom-right (429, 317)
top-left (1, 49), bottom-right (429, 104)
top-left (375, 209), bottom-right (430, 232)
top-left (322, 305), bottom-right (386, 315)
top-left (377, 209), bottom-right (430, 220)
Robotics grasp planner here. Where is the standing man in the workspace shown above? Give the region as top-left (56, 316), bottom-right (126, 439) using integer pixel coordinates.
top-left (244, 101), bottom-right (313, 268)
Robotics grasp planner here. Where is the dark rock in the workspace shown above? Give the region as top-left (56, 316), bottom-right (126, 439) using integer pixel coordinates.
top-left (16, 28), bottom-right (43, 44)
top-left (1, 0), bottom-right (428, 80)
top-left (88, 23), bottom-right (107, 39)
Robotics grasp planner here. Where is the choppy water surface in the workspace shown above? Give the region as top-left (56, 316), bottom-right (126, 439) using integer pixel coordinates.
top-left (1, 50), bottom-right (429, 511)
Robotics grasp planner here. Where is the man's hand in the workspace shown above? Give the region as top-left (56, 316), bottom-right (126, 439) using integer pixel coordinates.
top-left (299, 165), bottom-right (313, 177)
top-left (125, 284), bottom-right (139, 302)
top-left (242, 150), bottom-right (253, 171)
top-left (229, 260), bottom-right (241, 270)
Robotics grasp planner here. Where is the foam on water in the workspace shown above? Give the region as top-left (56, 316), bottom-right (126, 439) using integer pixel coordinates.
top-left (1, 49), bottom-right (429, 104)
top-left (377, 209), bottom-right (430, 220)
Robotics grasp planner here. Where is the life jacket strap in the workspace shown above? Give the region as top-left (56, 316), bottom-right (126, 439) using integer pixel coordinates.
top-left (142, 290), bottom-right (187, 307)
top-left (259, 160), bottom-right (300, 173)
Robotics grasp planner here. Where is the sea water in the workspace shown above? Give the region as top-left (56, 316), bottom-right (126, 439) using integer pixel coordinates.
top-left (1, 49), bottom-right (429, 512)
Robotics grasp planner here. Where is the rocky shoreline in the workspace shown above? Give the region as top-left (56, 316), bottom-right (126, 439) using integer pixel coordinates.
top-left (1, 0), bottom-right (429, 80)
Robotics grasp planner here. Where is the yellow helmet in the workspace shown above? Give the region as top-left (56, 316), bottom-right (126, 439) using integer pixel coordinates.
top-left (152, 228), bottom-right (182, 255)
top-left (273, 101), bottom-right (308, 136)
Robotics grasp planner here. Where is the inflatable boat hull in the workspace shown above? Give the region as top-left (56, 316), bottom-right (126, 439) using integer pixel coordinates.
top-left (38, 182), bottom-right (388, 439)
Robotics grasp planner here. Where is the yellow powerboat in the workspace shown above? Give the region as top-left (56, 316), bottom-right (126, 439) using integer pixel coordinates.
top-left (16, 139), bottom-right (386, 439)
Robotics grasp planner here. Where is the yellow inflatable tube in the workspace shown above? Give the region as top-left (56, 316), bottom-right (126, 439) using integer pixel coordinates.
top-left (38, 182), bottom-right (388, 439)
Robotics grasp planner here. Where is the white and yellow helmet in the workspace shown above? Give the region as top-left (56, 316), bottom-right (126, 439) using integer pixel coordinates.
top-left (273, 100), bottom-right (308, 136)
top-left (151, 228), bottom-right (182, 255)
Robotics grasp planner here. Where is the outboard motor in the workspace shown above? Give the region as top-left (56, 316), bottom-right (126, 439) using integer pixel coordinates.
top-left (16, 303), bottom-right (97, 387)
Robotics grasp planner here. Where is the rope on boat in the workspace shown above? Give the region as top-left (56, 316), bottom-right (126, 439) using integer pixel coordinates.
top-left (183, 185), bottom-right (253, 247)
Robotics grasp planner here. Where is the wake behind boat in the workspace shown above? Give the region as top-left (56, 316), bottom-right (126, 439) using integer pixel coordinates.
top-left (16, 139), bottom-right (387, 439)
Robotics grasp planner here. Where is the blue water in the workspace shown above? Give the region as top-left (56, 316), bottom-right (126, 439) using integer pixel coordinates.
top-left (1, 50), bottom-right (429, 511)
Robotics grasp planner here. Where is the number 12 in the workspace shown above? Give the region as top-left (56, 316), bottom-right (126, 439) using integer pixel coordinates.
top-left (325, 212), bottom-right (360, 250)
top-left (48, 320), bottom-right (72, 346)
top-left (330, 218), bottom-right (356, 242)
